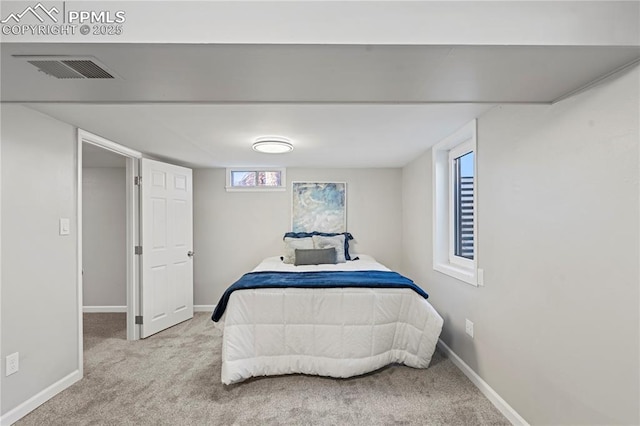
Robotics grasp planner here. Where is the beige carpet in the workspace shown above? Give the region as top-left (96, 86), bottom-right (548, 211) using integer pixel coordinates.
top-left (17, 313), bottom-right (509, 425)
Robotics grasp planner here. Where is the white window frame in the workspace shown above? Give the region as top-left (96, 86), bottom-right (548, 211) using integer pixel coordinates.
top-left (225, 167), bottom-right (286, 192)
top-left (432, 119), bottom-right (478, 286)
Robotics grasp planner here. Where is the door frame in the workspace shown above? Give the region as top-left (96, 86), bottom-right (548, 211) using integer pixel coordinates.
top-left (77, 129), bottom-right (142, 346)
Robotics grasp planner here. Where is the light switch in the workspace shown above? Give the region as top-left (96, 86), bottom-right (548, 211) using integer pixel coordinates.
top-left (59, 218), bottom-right (70, 235)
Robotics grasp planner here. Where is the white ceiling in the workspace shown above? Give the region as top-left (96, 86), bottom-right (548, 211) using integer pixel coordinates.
top-left (32, 103), bottom-right (493, 168)
top-left (3, 43), bottom-right (639, 168)
top-left (3, 44), bottom-right (639, 103)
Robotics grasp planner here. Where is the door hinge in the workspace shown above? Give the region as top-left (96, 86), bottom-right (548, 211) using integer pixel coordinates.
top-left (134, 176), bottom-right (142, 186)
top-left (135, 316), bottom-right (143, 325)
top-left (135, 246), bottom-right (142, 255)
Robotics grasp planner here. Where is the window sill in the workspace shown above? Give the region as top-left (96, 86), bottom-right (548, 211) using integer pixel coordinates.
top-left (225, 186), bottom-right (286, 193)
top-left (434, 262), bottom-right (478, 286)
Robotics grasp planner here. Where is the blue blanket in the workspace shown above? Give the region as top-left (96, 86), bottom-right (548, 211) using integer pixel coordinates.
top-left (211, 270), bottom-right (428, 322)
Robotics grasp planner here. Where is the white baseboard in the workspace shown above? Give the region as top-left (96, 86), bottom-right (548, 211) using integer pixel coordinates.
top-left (83, 306), bottom-right (127, 313)
top-left (194, 305), bottom-right (215, 312)
top-left (83, 305), bottom-right (213, 313)
top-left (0, 369), bottom-right (81, 426)
top-left (437, 339), bottom-right (529, 426)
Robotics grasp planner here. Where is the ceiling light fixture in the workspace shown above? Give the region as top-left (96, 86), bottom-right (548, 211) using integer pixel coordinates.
top-left (252, 136), bottom-right (294, 154)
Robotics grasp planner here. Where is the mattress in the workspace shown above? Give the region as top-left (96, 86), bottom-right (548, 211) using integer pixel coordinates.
top-left (217, 255), bottom-right (444, 384)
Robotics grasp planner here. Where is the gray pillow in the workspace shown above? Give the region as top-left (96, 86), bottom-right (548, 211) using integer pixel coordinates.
top-left (312, 234), bottom-right (347, 263)
top-left (294, 248), bottom-right (337, 266)
top-left (283, 237), bottom-right (314, 264)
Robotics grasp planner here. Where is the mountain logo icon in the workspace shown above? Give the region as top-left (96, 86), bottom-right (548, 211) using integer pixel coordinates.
top-left (1, 3), bottom-right (59, 24)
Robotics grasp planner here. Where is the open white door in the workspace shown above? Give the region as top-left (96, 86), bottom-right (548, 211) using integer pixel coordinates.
top-left (140, 158), bottom-right (194, 338)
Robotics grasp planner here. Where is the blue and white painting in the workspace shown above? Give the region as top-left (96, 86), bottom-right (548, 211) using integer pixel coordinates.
top-left (292, 182), bottom-right (346, 233)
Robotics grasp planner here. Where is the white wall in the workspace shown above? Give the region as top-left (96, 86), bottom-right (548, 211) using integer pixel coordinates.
top-left (194, 168), bottom-right (402, 305)
top-left (82, 167), bottom-right (126, 308)
top-left (1, 106), bottom-right (80, 417)
top-left (401, 66), bottom-right (639, 425)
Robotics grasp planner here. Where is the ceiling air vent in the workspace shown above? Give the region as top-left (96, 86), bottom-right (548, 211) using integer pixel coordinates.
top-left (14, 55), bottom-right (117, 79)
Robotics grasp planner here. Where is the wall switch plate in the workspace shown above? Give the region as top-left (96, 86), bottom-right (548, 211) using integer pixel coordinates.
top-left (59, 218), bottom-right (70, 235)
top-left (6, 352), bottom-right (19, 376)
top-left (465, 319), bottom-right (474, 338)
top-left (477, 268), bottom-right (484, 286)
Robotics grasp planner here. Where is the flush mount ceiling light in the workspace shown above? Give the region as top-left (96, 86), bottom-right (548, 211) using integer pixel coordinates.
top-left (252, 137), bottom-right (294, 154)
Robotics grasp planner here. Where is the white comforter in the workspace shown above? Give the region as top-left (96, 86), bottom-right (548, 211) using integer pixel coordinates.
top-left (218, 255), bottom-right (444, 384)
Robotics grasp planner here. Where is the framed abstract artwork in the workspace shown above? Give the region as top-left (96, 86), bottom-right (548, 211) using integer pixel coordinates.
top-left (291, 182), bottom-right (347, 233)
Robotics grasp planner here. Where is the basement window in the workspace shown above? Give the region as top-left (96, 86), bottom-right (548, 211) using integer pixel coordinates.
top-left (449, 143), bottom-right (475, 267)
top-left (432, 120), bottom-right (478, 286)
top-left (226, 168), bottom-right (286, 192)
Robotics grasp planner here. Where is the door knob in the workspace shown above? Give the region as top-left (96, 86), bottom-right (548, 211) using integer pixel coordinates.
top-left (187, 251), bottom-right (194, 258)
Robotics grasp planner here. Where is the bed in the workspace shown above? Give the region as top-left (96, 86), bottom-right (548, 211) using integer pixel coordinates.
top-left (212, 254), bottom-right (444, 385)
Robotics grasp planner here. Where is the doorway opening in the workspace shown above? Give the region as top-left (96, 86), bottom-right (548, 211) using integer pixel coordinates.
top-left (82, 143), bottom-right (128, 346)
top-left (76, 129), bottom-right (195, 376)
top-left (77, 129), bottom-right (142, 359)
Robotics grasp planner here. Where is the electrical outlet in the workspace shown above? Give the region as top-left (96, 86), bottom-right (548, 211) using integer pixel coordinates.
top-left (465, 319), bottom-right (474, 338)
top-left (6, 352), bottom-right (19, 376)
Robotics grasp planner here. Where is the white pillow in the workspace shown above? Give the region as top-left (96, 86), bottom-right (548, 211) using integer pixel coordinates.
top-left (312, 234), bottom-right (346, 263)
top-left (283, 237), bottom-right (314, 264)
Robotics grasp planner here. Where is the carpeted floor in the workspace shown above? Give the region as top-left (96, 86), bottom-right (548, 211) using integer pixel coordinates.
top-left (17, 313), bottom-right (509, 425)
